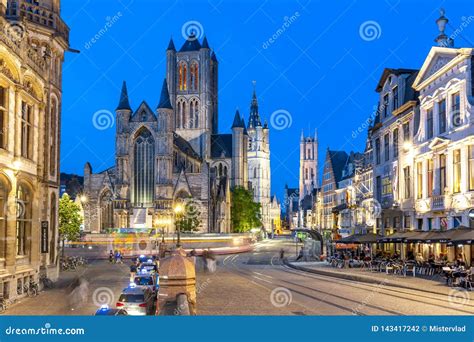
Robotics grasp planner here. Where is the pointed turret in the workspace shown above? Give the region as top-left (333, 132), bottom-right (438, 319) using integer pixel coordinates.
top-left (167, 37), bottom-right (176, 51)
top-left (231, 109), bottom-right (244, 128)
top-left (241, 116), bottom-right (248, 135)
top-left (248, 81), bottom-right (262, 128)
top-left (300, 129), bottom-right (304, 141)
top-left (116, 81), bottom-right (131, 111)
top-left (157, 78), bottom-right (173, 109)
top-left (201, 36), bottom-right (210, 49)
top-left (211, 51), bottom-right (218, 62)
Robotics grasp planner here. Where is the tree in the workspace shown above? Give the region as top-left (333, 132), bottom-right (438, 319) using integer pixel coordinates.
top-left (58, 193), bottom-right (83, 257)
top-left (176, 199), bottom-right (201, 233)
top-left (231, 187), bottom-right (262, 233)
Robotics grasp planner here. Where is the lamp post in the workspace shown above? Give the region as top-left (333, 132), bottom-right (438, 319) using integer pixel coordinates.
top-left (174, 203), bottom-right (184, 247)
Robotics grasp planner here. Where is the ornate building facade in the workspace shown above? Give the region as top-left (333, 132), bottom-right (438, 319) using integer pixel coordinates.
top-left (83, 34), bottom-right (275, 234)
top-left (0, 0), bottom-right (69, 300)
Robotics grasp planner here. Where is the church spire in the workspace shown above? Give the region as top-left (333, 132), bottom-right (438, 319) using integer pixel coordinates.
top-left (157, 78), bottom-right (173, 109)
top-left (116, 81), bottom-right (131, 111)
top-left (167, 37), bottom-right (176, 51)
top-left (248, 81), bottom-right (262, 128)
top-left (232, 109), bottom-right (244, 128)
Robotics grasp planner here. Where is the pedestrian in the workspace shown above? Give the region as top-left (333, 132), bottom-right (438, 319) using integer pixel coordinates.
top-left (130, 262), bottom-right (137, 282)
top-left (296, 247), bottom-right (304, 261)
top-left (108, 250), bottom-right (113, 263)
top-left (279, 248), bottom-right (285, 260)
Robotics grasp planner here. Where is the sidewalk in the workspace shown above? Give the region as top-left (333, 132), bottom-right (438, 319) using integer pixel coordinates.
top-left (286, 260), bottom-right (456, 296)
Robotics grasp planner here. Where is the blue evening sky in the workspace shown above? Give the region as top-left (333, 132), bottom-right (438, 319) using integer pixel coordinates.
top-left (60, 0), bottom-right (473, 201)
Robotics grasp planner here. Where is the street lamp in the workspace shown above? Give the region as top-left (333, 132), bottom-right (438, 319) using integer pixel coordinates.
top-left (174, 203), bottom-right (184, 247)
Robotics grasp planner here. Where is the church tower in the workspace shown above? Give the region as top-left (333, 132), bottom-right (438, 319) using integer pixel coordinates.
top-left (166, 33), bottom-right (218, 159)
top-left (246, 83), bottom-right (271, 231)
top-left (299, 130), bottom-right (318, 202)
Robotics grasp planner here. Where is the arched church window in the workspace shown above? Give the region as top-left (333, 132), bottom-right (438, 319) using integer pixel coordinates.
top-left (218, 163), bottom-right (223, 177)
top-left (254, 167), bottom-right (257, 178)
top-left (190, 98), bottom-right (199, 128)
top-left (100, 191), bottom-right (114, 232)
top-left (133, 128), bottom-right (155, 207)
top-left (190, 62), bottom-right (199, 91)
top-left (177, 99), bottom-right (186, 129)
top-left (178, 62), bottom-right (187, 91)
top-left (224, 166), bottom-right (228, 176)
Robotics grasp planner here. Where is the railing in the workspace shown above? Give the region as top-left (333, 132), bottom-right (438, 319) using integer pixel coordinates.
top-left (431, 195), bottom-right (450, 211)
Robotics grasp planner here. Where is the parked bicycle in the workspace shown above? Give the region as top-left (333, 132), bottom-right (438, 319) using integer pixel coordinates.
top-left (40, 275), bottom-right (54, 289)
top-left (28, 280), bottom-right (39, 297)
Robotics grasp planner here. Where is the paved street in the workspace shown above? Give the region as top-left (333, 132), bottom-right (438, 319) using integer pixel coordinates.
top-left (2, 239), bottom-right (473, 315)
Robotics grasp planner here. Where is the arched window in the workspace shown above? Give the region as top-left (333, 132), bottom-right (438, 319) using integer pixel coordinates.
top-left (224, 166), bottom-right (228, 176)
top-left (254, 167), bottom-right (257, 178)
top-left (49, 193), bottom-right (56, 264)
top-left (190, 62), bottom-right (199, 91)
top-left (0, 176), bottom-right (8, 259)
top-left (49, 98), bottom-right (57, 176)
top-left (218, 163), bottom-right (223, 177)
top-left (133, 128), bottom-right (155, 207)
top-left (189, 98), bottom-right (199, 128)
top-left (177, 99), bottom-right (186, 129)
top-left (178, 62), bottom-right (187, 91)
top-left (100, 191), bottom-right (114, 232)
top-left (16, 182), bottom-right (32, 256)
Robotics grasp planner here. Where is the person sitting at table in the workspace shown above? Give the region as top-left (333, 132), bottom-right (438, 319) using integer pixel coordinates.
top-left (455, 253), bottom-right (466, 267)
top-left (407, 251), bottom-right (414, 260)
top-left (428, 253), bottom-right (435, 264)
top-left (415, 253), bottom-right (424, 263)
top-left (392, 251), bottom-right (400, 259)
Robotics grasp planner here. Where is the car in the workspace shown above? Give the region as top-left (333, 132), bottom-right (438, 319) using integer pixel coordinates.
top-left (116, 283), bottom-right (155, 316)
top-left (95, 305), bottom-right (128, 316)
top-left (139, 261), bottom-right (158, 274)
top-left (133, 273), bottom-right (160, 292)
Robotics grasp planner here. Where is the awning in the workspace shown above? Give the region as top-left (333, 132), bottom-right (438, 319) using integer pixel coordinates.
top-left (449, 229), bottom-right (474, 244)
top-left (337, 233), bottom-right (382, 244)
top-left (378, 227), bottom-right (474, 244)
top-left (377, 231), bottom-right (419, 243)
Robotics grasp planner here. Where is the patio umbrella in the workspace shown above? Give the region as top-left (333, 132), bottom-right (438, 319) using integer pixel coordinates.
top-left (337, 233), bottom-right (382, 244)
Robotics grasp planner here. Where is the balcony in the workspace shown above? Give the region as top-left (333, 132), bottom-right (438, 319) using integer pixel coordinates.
top-left (5, 1), bottom-right (69, 44)
top-left (431, 195), bottom-right (450, 211)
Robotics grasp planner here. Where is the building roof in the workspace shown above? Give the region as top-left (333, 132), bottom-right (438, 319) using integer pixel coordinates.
top-left (375, 68), bottom-right (418, 92)
top-left (231, 110), bottom-right (244, 128)
top-left (157, 78), bottom-right (173, 109)
top-left (173, 134), bottom-right (201, 161)
top-left (179, 33), bottom-right (202, 52)
top-left (116, 81), bottom-right (132, 111)
top-left (211, 134), bottom-right (233, 159)
top-left (201, 36), bottom-right (209, 49)
top-left (167, 38), bottom-right (176, 51)
top-left (328, 150), bottom-right (349, 185)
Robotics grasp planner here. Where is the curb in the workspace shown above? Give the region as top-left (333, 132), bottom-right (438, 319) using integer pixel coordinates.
top-left (284, 261), bottom-right (449, 296)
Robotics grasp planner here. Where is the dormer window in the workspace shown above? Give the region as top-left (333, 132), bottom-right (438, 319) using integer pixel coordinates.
top-left (392, 86), bottom-right (398, 110)
top-left (383, 94), bottom-right (389, 118)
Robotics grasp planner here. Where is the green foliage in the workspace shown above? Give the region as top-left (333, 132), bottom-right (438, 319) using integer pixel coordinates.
top-left (58, 193), bottom-right (82, 242)
top-left (231, 187), bottom-right (262, 233)
top-left (176, 199), bottom-right (201, 232)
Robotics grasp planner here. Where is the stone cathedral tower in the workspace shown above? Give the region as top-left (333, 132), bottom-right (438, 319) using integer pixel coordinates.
top-left (299, 130), bottom-right (318, 202)
top-left (247, 85), bottom-right (271, 231)
top-left (166, 33), bottom-right (218, 159)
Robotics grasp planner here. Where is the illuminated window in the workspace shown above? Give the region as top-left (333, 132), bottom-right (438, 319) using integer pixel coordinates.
top-left (403, 166), bottom-right (411, 199)
top-left (439, 154), bottom-right (446, 193)
top-left (21, 102), bottom-right (33, 159)
top-left (416, 162), bottom-right (423, 199)
top-left (133, 128), bottom-right (155, 206)
top-left (190, 62), bottom-right (199, 91)
top-left (427, 159), bottom-right (433, 197)
top-left (178, 62), bottom-right (187, 91)
top-left (453, 149), bottom-right (461, 193)
top-left (16, 183), bottom-right (32, 256)
top-left (100, 191), bottom-right (114, 232)
top-left (403, 122), bottom-right (410, 141)
top-left (469, 146), bottom-right (474, 191)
